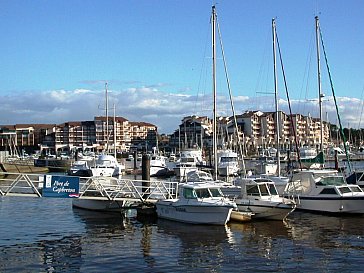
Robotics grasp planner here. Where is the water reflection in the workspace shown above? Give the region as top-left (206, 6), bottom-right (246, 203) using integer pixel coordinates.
top-left (287, 212), bottom-right (364, 249)
top-left (1, 196), bottom-right (364, 272)
top-left (156, 219), bottom-right (230, 271)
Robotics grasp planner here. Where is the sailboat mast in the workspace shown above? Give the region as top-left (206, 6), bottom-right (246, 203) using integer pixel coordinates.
top-left (272, 18), bottom-right (281, 176)
top-left (315, 16), bottom-right (324, 154)
top-left (212, 5), bottom-right (218, 180)
top-left (105, 82), bottom-right (109, 154)
top-left (113, 104), bottom-right (117, 158)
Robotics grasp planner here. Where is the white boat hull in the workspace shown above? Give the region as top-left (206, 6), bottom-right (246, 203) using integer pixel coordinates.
top-left (150, 166), bottom-right (169, 177)
top-left (91, 167), bottom-right (120, 177)
top-left (236, 200), bottom-right (294, 220)
top-left (156, 200), bottom-right (233, 225)
top-left (173, 166), bottom-right (198, 178)
top-left (72, 199), bottom-right (126, 212)
top-left (293, 196), bottom-right (364, 214)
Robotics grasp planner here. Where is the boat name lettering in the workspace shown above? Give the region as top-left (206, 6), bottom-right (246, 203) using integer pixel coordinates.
top-left (175, 207), bottom-right (186, 212)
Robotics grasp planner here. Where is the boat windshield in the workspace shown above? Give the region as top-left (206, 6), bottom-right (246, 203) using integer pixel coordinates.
top-left (259, 184), bottom-right (270, 196)
top-left (247, 183), bottom-right (274, 196)
top-left (268, 184), bottom-right (278, 195)
top-left (316, 176), bottom-right (345, 186)
top-left (195, 188), bottom-right (211, 198)
top-left (220, 157), bottom-right (237, 163)
top-left (209, 188), bottom-right (223, 197)
top-left (246, 185), bottom-right (260, 196)
top-left (183, 188), bottom-right (197, 199)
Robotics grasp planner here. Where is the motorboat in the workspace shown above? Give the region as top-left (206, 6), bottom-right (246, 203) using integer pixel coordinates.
top-left (72, 198), bottom-right (127, 212)
top-left (90, 154), bottom-right (125, 177)
top-left (233, 177), bottom-right (295, 220)
top-left (155, 182), bottom-right (236, 225)
top-left (247, 173), bottom-right (289, 196)
top-left (284, 169), bottom-right (364, 214)
top-left (185, 169), bottom-right (213, 182)
top-left (173, 148), bottom-right (205, 179)
top-left (217, 149), bottom-right (240, 176)
top-left (68, 160), bottom-right (93, 177)
top-left (150, 154), bottom-right (170, 177)
top-left (184, 169), bottom-right (242, 198)
top-left (72, 176), bottom-right (129, 211)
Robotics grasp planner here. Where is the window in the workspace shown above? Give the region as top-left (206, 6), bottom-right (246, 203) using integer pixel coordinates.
top-left (195, 188), bottom-right (211, 198)
top-left (338, 187), bottom-right (351, 194)
top-left (268, 184), bottom-right (278, 195)
top-left (259, 184), bottom-right (270, 196)
top-left (316, 176), bottom-right (345, 186)
top-left (183, 188), bottom-right (196, 199)
top-left (319, 188), bottom-right (338, 195)
top-left (246, 185), bottom-right (260, 196)
top-left (209, 188), bottom-right (223, 197)
top-left (349, 186), bottom-right (363, 193)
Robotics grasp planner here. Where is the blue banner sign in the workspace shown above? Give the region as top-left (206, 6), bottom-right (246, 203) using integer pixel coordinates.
top-left (42, 175), bottom-right (80, 198)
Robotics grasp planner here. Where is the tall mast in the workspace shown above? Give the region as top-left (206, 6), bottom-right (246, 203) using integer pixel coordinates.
top-left (105, 82), bottom-right (109, 154)
top-left (272, 18), bottom-right (281, 176)
top-left (315, 16), bottom-right (324, 154)
top-left (113, 104), bottom-right (117, 158)
top-left (212, 5), bottom-right (218, 180)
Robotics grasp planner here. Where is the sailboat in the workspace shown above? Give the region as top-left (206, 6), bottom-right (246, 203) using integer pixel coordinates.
top-left (90, 84), bottom-right (125, 177)
top-left (283, 16), bottom-right (364, 214)
top-left (72, 83), bottom-right (126, 211)
top-left (231, 19), bottom-right (296, 220)
top-left (247, 18), bottom-right (289, 195)
top-left (156, 6), bottom-right (242, 224)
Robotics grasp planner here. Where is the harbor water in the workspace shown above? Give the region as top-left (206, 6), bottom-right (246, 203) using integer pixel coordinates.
top-left (1, 195), bottom-right (364, 272)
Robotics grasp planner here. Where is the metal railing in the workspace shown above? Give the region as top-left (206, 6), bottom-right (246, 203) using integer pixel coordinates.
top-left (0, 172), bottom-right (179, 203)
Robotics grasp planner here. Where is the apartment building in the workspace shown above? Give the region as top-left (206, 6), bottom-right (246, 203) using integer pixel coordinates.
top-left (0, 116), bottom-right (156, 154)
top-left (169, 115), bottom-right (212, 149)
top-left (0, 124), bottom-right (56, 154)
top-left (170, 111), bottom-right (329, 154)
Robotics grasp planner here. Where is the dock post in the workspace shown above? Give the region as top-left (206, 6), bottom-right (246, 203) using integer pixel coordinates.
top-left (142, 154), bottom-right (150, 198)
top-left (133, 150), bottom-right (137, 170)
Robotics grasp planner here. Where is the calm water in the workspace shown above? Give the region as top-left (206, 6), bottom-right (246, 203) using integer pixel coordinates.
top-left (1, 196), bottom-right (364, 272)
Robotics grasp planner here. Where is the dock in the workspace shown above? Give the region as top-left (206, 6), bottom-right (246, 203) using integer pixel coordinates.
top-left (0, 172), bottom-right (179, 213)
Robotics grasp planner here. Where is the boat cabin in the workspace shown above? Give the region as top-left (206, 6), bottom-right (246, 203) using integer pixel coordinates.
top-left (179, 183), bottom-right (225, 200)
top-left (240, 178), bottom-right (279, 199)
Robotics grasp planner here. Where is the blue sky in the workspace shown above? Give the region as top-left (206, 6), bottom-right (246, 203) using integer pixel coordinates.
top-left (1, 0), bottom-right (364, 133)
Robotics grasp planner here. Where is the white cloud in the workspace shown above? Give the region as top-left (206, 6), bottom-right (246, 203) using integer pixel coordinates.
top-left (1, 88), bottom-right (364, 133)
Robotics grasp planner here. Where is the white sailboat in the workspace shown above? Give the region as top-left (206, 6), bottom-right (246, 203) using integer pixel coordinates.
top-left (91, 84), bottom-right (125, 177)
top-left (283, 17), bottom-right (364, 214)
top-left (156, 6), bottom-right (244, 225)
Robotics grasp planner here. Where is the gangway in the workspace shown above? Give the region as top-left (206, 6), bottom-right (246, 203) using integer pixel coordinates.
top-left (0, 172), bottom-right (179, 204)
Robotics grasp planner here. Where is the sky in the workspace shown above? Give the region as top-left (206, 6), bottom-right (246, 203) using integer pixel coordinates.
top-left (1, 0), bottom-right (364, 134)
